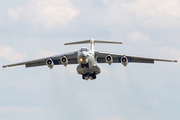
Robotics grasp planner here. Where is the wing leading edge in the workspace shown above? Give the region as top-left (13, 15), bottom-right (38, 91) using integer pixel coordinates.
top-left (3, 51), bottom-right (78, 68)
top-left (95, 51), bottom-right (177, 64)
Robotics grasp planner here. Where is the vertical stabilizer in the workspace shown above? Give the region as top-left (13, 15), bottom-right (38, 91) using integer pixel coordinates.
top-left (90, 39), bottom-right (95, 52)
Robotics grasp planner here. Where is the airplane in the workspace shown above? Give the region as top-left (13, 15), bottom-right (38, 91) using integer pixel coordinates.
top-left (3, 39), bottom-right (178, 80)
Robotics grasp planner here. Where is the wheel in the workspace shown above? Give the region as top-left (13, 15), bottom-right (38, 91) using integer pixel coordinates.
top-left (92, 75), bottom-right (96, 79)
top-left (82, 74), bottom-right (85, 79)
top-left (92, 72), bottom-right (96, 79)
top-left (82, 74), bottom-right (89, 80)
top-left (81, 63), bottom-right (89, 68)
top-left (81, 63), bottom-right (85, 68)
top-left (85, 63), bottom-right (89, 68)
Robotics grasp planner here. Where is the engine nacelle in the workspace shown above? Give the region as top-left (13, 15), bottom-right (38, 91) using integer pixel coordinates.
top-left (121, 56), bottom-right (128, 67)
top-left (105, 55), bottom-right (113, 65)
top-left (61, 56), bottom-right (68, 66)
top-left (46, 58), bottom-right (54, 69)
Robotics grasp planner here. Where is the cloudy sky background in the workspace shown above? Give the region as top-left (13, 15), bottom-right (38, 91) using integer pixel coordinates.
top-left (0, 0), bottom-right (180, 120)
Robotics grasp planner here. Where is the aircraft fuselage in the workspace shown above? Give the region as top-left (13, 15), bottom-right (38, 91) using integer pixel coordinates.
top-left (76, 47), bottom-right (100, 80)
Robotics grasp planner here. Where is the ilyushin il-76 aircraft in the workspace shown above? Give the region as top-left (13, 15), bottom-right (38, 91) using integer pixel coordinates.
top-left (3, 39), bottom-right (178, 80)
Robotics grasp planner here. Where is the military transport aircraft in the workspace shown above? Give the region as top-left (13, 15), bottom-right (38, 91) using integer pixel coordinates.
top-left (3, 39), bottom-right (178, 80)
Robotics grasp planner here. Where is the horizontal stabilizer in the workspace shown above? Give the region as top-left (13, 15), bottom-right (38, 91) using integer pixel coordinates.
top-left (64, 39), bottom-right (122, 45)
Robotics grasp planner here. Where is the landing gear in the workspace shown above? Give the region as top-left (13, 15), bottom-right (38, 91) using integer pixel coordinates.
top-left (81, 63), bottom-right (89, 68)
top-left (92, 72), bottom-right (96, 79)
top-left (82, 74), bottom-right (89, 80)
top-left (82, 75), bottom-right (85, 79)
top-left (82, 72), bottom-right (96, 80)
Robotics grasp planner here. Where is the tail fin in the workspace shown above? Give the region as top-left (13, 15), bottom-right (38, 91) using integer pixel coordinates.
top-left (64, 39), bottom-right (122, 52)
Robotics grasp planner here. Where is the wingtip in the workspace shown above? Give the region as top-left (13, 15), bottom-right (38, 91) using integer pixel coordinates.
top-left (3, 66), bottom-right (8, 68)
top-left (120, 42), bottom-right (123, 44)
top-left (64, 43), bottom-right (67, 45)
top-left (175, 60), bottom-right (178, 62)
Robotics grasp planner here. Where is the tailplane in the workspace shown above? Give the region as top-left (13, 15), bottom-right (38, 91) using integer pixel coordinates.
top-left (64, 39), bottom-right (122, 51)
top-left (64, 39), bottom-right (122, 45)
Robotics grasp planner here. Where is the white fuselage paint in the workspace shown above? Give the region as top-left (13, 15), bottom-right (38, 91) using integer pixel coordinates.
top-left (76, 47), bottom-right (101, 76)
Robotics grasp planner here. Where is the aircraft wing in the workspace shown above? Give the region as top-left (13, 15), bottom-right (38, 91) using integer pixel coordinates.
top-left (95, 51), bottom-right (177, 64)
top-left (3, 51), bottom-right (78, 68)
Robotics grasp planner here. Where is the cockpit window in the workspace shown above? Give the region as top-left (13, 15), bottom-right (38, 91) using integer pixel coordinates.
top-left (80, 47), bottom-right (90, 52)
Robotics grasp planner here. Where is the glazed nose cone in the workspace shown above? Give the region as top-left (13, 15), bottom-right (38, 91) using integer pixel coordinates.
top-left (81, 51), bottom-right (87, 57)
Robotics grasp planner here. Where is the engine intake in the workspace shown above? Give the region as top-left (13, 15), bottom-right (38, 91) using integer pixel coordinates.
top-left (105, 55), bottom-right (113, 65)
top-left (121, 56), bottom-right (128, 67)
top-left (46, 58), bottom-right (54, 69)
top-left (61, 56), bottom-right (68, 66)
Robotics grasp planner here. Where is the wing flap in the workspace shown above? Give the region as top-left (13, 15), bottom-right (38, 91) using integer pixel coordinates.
top-left (97, 57), bottom-right (119, 63)
top-left (96, 58), bottom-right (106, 63)
top-left (129, 57), bottom-right (154, 63)
top-left (26, 61), bottom-right (46, 68)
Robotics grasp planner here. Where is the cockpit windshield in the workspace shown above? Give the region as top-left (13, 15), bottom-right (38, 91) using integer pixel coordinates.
top-left (80, 47), bottom-right (90, 52)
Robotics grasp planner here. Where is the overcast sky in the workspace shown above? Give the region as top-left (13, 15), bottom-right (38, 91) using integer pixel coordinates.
top-left (0, 0), bottom-right (180, 120)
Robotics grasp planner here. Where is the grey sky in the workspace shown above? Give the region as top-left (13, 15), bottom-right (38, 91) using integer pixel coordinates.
top-left (0, 0), bottom-right (180, 120)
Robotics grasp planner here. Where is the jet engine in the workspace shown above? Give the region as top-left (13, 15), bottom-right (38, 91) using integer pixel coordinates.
top-left (105, 55), bottom-right (113, 65)
top-left (61, 56), bottom-right (68, 66)
top-left (46, 58), bottom-right (54, 69)
top-left (121, 56), bottom-right (128, 67)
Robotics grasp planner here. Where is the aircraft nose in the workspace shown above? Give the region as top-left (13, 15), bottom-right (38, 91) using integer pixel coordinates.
top-left (81, 51), bottom-right (87, 57)
top-left (79, 52), bottom-right (88, 64)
